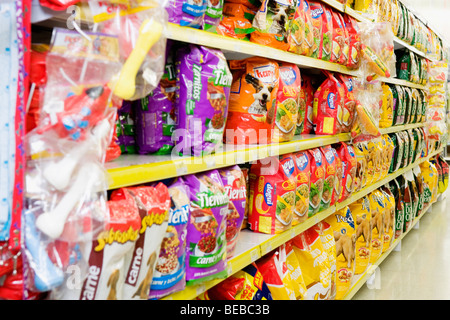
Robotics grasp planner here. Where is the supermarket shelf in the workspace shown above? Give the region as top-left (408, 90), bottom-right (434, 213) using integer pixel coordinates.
top-left (379, 122), bottom-right (424, 135)
top-left (379, 77), bottom-right (426, 90)
top-left (343, 200), bottom-right (435, 300)
top-left (162, 147), bottom-right (444, 300)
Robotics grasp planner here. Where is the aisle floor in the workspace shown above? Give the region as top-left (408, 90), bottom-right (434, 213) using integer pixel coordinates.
top-left (353, 187), bottom-right (450, 300)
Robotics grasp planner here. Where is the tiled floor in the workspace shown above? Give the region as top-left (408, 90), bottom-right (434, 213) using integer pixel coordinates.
top-left (353, 187), bottom-right (450, 300)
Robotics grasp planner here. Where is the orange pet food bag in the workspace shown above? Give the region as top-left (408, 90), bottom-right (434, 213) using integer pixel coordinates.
top-left (225, 57), bottom-right (279, 145)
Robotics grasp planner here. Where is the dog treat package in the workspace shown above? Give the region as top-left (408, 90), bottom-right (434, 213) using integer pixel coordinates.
top-left (319, 145), bottom-right (337, 210)
top-left (225, 57), bottom-right (279, 145)
top-left (325, 206), bottom-right (356, 300)
top-left (256, 245), bottom-right (299, 300)
top-left (331, 147), bottom-right (343, 205)
top-left (116, 100), bottom-right (137, 154)
top-left (291, 226), bottom-right (331, 300)
top-left (353, 142), bottom-right (367, 192)
top-left (306, 148), bottom-right (326, 217)
top-left (134, 44), bottom-right (177, 155)
top-left (273, 63), bottom-right (302, 143)
top-left (250, 0), bottom-right (296, 51)
top-left (204, 262), bottom-right (273, 300)
top-left (403, 87), bottom-right (412, 124)
top-left (343, 14), bottom-right (362, 69)
top-left (367, 190), bottom-right (386, 264)
top-left (218, 165), bottom-right (247, 258)
top-left (149, 178), bottom-right (191, 300)
top-left (175, 44), bottom-right (232, 157)
top-left (388, 178), bottom-right (404, 240)
top-left (399, 131), bottom-right (410, 168)
top-left (183, 170), bottom-right (229, 285)
top-left (293, 151), bottom-right (311, 225)
top-left (315, 221), bottom-right (336, 300)
top-left (110, 184), bottom-right (171, 300)
top-left (335, 74), bottom-right (356, 133)
top-left (298, 74), bottom-right (315, 134)
top-left (312, 71), bottom-right (345, 135)
top-left (348, 196), bottom-right (371, 275)
top-left (308, 1), bottom-right (323, 59)
top-left (380, 186), bottom-right (396, 253)
top-left (335, 142), bottom-right (357, 203)
top-left (394, 85), bottom-right (406, 125)
top-left (166, 0), bottom-right (207, 29)
top-left (248, 154), bottom-right (296, 234)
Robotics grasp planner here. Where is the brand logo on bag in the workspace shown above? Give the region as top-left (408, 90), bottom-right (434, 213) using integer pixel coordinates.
top-left (281, 157), bottom-right (295, 177)
top-left (264, 183), bottom-right (274, 206)
top-left (170, 204), bottom-right (189, 226)
top-left (197, 192), bottom-right (229, 208)
top-left (254, 65), bottom-right (275, 84)
top-left (310, 7), bottom-right (324, 19)
top-left (192, 63), bottom-right (203, 101)
top-left (95, 227), bottom-right (140, 252)
top-left (296, 153), bottom-right (309, 171)
top-left (213, 68), bottom-right (233, 87)
top-left (280, 67), bottom-right (297, 85)
top-left (327, 93), bottom-right (335, 109)
top-left (225, 185), bottom-right (247, 200)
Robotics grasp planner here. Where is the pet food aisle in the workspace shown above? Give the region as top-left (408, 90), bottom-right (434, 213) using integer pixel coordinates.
top-left (1, 0), bottom-right (449, 301)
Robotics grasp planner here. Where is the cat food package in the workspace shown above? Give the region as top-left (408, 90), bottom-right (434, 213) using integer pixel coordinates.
top-left (348, 196), bottom-right (371, 275)
top-left (149, 178), bottom-right (191, 300)
top-left (110, 184), bottom-right (171, 300)
top-left (319, 145), bottom-right (337, 210)
top-left (313, 71), bottom-right (345, 135)
top-left (298, 74), bottom-right (315, 134)
top-left (184, 170), bottom-right (229, 284)
top-left (306, 148), bottom-right (326, 217)
top-left (167, 0), bottom-right (208, 29)
top-left (367, 190), bottom-right (386, 264)
top-left (205, 262), bottom-right (273, 300)
top-left (219, 165), bottom-right (247, 258)
top-left (248, 154), bottom-right (296, 234)
top-left (380, 186), bottom-right (395, 253)
top-left (335, 142), bottom-right (357, 203)
top-left (325, 206), bottom-right (356, 300)
top-left (273, 63), bottom-right (302, 143)
top-left (175, 45), bottom-right (232, 156)
top-left (293, 151), bottom-right (311, 225)
top-left (225, 57), bottom-right (279, 145)
top-left (250, 0), bottom-right (296, 51)
top-left (291, 226), bottom-right (331, 300)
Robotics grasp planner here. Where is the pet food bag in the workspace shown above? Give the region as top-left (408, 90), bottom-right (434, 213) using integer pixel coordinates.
top-left (343, 15), bottom-right (362, 69)
top-left (149, 178), bottom-right (191, 300)
top-left (335, 74), bottom-right (356, 133)
top-left (319, 145), bottom-right (337, 210)
top-left (388, 178), bottom-right (404, 240)
top-left (335, 142), bottom-right (357, 203)
top-left (175, 44), bottom-right (232, 156)
top-left (380, 186), bottom-right (395, 253)
top-left (205, 262), bottom-right (273, 300)
top-left (225, 57), bottom-right (279, 145)
top-left (166, 0), bottom-right (208, 28)
top-left (306, 148), bottom-right (326, 217)
top-left (331, 147), bottom-right (343, 204)
top-left (219, 165), bottom-right (247, 258)
top-left (298, 74), bottom-right (315, 134)
top-left (348, 196), bottom-right (371, 275)
top-left (420, 160), bottom-right (439, 206)
top-left (293, 151), bottom-right (310, 224)
top-left (250, 0), bottom-right (296, 51)
top-left (248, 154), bottom-right (296, 234)
top-left (367, 190), bottom-right (386, 264)
top-left (116, 100), bottom-right (137, 154)
top-left (217, 3), bottom-right (256, 39)
top-left (315, 221), bottom-right (337, 300)
top-left (285, 241), bottom-right (308, 300)
top-left (313, 71), bottom-right (345, 135)
top-left (183, 170), bottom-right (229, 284)
top-left (273, 63), bottom-right (301, 143)
top-left (291, 226), bottom-right (331, 300)
top-left (396, 175), bottom-right (413, 233)
top-left (353, 143), bottom-right (367, 192)
top-left (380, 83), bottom-right (394, 128)
top-left (325, 206), bottom-right (356, 300)
top-left (308, 2), bottom-right (324, 59)
top-left (204, 0), bottom-right (225, 31)
top-left (288, 0), bottom-right (314, 55)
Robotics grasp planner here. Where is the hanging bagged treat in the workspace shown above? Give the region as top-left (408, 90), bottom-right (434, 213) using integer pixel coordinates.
top-left (175, 44), bottom-right (232, 156)
top-left (325, 206), bottom-right (356, 299)
top-left (219, 166), bottom-right (247, 258)
top-left (293, 151), bottom-right (311, 225)
top-left (250, 0), bottom-right (296, 51)
top-left (149, 178), bottom-right (191, 300)
top-left (348, 196), bottom-right (371, 275)
top-left (306, 148), bottom-right (326, 217)
top-left (184, 170), bottom-right (229, 285)
top-left (319, 145), bottom-right (337, 210)
top-left (273, 63), bottom-right (301, 143)
top-left (225, 57), bottom-right (279, 145)
top-left (248, 154), bottom-right (296, 234)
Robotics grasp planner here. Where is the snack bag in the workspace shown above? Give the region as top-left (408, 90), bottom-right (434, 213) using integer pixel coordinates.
top-left (298, 74), bottom-right (315, 134)
top-left (219, 165), bottom-right (247, 258)
top-left (379, 83), bottom-right (394, 128)
top-left (315, 221), bottom-right (336, 300)
top-left (293, 151), bottom-right (311, 224)
top-left (348, 196), bottom-right (371, 275)
top-left (225, 57), bottom-right (279, 145)
top-left (175, 45), bottom-right (232, 157)
top-left (291, 226), bottom-right (331, 300)
top-left (306, 148), bottom-right (326, 217)
top-left (319, 145), bottom-right (337, 210)
top-left (325, 206), bottom-right (356, 300)
top-left (149, 178), bottom-right (191, 300)
top-left (273, 63), bottom-right (301, 143)
top-left (367, 190), bottom-right (386, 264)
top-left (248, 155), bottom-right (296, 234)
top-left (206, 262), bottom-right (273, 300)
top-left (335, 142), bottom-right (357, 203)
top-left (308, 1), bottom-right (324, 59)
top-left (255, 246), bottom-right (297, 300)
top-left (250, 0), bottom-right (296, 51)
top-left (184, 170), bottom-right (229, 285)
top-left (116, 100), bottom-right (137, 154)
top-left (313, 71), bottom-right (345, 135)
top-left (351, 101), bottom-right (381, 143)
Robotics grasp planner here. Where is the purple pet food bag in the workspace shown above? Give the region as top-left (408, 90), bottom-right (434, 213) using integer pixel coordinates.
top-left (149, 177), bottom-right (190, 300)
top-left (134, 44), bottom-right (177, 155)
top-left (175, 44), bottom-right (232, 157)
top-left (183, 170), bottom-right (229, 285)
top-left (116, 100), bottom-right (136, 154)
top-left (166, 0), bottom-right (207, 29)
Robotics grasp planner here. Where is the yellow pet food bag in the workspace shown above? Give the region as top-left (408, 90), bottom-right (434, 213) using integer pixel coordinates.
top-left (368, 190), bottom-right (386, 264)
top-left (348, 196), bottom-right (371, 275)
top-left (380, 186), bottom-right (395, 253)
top-left (315, 221), bottom-right (337, 300)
